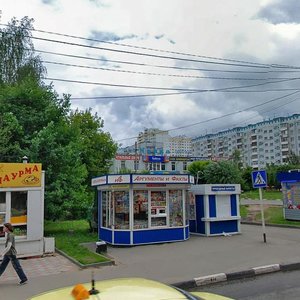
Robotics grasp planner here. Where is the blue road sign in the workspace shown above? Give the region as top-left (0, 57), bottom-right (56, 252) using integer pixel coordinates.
top-left (252, 170), bottom-right (268, 188)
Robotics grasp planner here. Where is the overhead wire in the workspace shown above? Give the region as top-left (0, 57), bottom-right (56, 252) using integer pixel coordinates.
top-left (42, 60), bottom-right (268, 80)
top-left (44, 76), bottom-right (300, 92)
top-left (115, 90), bottom-right (300, 141)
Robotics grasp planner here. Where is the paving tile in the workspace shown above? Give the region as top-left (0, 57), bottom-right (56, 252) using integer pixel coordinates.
top-left (0, 253), bottom-right (78, 282)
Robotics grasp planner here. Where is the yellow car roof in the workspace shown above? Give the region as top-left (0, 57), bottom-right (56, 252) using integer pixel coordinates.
top-left (29, 277), bottom-right (188, 300)
top-left (29, 277), bottom-right (233, 300)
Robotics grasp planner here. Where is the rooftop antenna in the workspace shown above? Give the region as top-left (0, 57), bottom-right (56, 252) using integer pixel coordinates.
top-left (89, 270), bottom-right (99, 295)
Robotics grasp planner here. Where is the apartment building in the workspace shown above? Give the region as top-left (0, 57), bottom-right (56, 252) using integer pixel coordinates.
top-left (192, 114), bottom-right (300, 168)
top-left (137, 128), bottom-right (192, 157)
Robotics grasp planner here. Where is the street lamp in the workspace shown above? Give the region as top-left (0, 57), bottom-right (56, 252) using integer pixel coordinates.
top-left (22, 156), bottom-right (29, 163)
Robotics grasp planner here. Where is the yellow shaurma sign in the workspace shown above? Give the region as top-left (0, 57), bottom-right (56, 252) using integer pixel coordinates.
top-left (0, 163), bottom-right (42, 188)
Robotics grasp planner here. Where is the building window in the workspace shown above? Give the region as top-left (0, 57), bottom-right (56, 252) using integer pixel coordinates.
top-left (133, 190), bottom-right (148, 229)
top-left (183, 162), bottom-right (187, 171)
top-left (169, 190), bottom-right (183, 227)
top-left (120, 160), bottom-right (126, 170)
top-left (171, 162), bottom-right (176, 171)
top-left (11, 191), bottom-right (27, 237)
top-left (113, 191), bottom-right (129, 230)
top-left (0, 192), bottom-right (6, 237)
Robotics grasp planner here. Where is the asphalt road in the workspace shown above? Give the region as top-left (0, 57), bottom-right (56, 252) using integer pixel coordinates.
top-left (189, 269), bottom-right (300, 299)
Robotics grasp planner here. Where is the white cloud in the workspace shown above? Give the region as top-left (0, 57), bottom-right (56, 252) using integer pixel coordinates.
top-left (1, 0), bottom-right (300, 146)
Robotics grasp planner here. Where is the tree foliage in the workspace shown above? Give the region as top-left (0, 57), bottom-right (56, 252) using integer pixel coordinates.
top-left (203, 161), bottom-right (243, 184)
top-left (0, 17), bottom-right (117, 220)
top-left (0, 17), bottom-right (46, 84)
top-left (187, 161), bottom-right (211, 184)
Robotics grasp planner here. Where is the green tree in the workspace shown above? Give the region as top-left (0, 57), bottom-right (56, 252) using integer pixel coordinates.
top-left (230, 149), bottom-right (243, 169)
top-left (203, 160), bottom-right (243, 184)
top-left (0, 17), bottom-right (46, 84)
top-left (0, 112), bottom-right (23, 161)
top-left (187, 161), bottom-right (211, 184)
top-left (286, 152), bottom-right (300, 166)
top-left (69, 109), bottom-right (117, 181)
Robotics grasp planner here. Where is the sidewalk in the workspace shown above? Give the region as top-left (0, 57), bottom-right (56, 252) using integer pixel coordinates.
top-left (1, 224), bottom-right (300, 299)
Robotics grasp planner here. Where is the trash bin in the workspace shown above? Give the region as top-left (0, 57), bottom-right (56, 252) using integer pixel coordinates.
top-left (96, 241), bottom-right (107, 253)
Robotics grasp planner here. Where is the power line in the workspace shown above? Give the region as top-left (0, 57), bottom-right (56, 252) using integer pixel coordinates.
top-left (42, 60), bottom-right (268, 80)
top-left (115, 90), bottom-right (300, 142)
top-left (34, 49), bottom-right (269, 73)
top-left (31, 35), bottom-right (270, 69)
top-left (45, 76), bottom-right (300, 93)
top-left (15, 25), bottom-right (271, 67)
top-left (69, 87), bottom-right (300, 101)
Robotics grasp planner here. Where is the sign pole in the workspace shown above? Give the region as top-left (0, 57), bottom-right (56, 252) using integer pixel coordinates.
top-left (251, 169), bottom-right (268, 243)
top-left (259, 187), bottom-right (267, 243)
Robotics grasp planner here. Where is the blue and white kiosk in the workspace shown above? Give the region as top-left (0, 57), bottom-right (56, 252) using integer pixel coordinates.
top-left (91, 174), bottom-right (193, 245)
top-left (189, 184), bottom-right (241, 236)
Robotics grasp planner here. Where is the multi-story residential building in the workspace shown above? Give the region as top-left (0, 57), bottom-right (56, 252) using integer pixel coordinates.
top-left (136, 128), bottom-right (192, 157)
top-left (192, 114), bottom-right (300, 168)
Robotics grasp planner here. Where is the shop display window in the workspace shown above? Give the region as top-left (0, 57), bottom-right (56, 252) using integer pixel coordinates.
top-left (187, 191), bottom-right (195, 221)
top-left (11, 191), bottom-right (27, 237)
top-left (150, 191), bottom-right (167, 227)
top-left (283, 182), bottom-right (300, 209)
top-left (102, 191), bottom-right (108, 227)
top-left (113, 191), bottom-right (129, 229)
top-left (169, 190), bottom-right (183, 227)
top-left (133, 190), bottom-right (148, 229)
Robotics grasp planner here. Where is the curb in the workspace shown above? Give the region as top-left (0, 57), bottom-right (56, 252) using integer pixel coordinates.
top-left (173, 262), bottom-right (300, 290)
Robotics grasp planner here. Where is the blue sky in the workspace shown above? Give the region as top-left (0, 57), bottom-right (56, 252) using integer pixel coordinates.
top-left (1, 0), bottom-right (300, 146)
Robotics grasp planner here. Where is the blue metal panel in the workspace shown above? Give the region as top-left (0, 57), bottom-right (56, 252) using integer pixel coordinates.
top-left (185, 226), bottom-right (190, 239)
top-left (230, 194), bottom-right (237, 216)
top-left (98, 191), bottom-right (101, 235)
top-left (189, 220), bottom-right (196, 233)
top-left (133, 228), bottom-right (184, 244)
top-left (277, 171), bottom-right (300, 182)
top-left (195, 195), bottom-right (205, 234)
top-left (210, 220), bottom-right (238, 235)
top-left (99, 228), bottom-right (112, 243)
top-left (114, 231), bottom-right (131, 245)
top-left (209, 195), bottom-right (216, 218)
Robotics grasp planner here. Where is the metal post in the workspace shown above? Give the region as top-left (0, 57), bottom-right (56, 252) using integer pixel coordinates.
top-left (259, 187), bottom-right (267, 243)
top-left (134, 142), bottom-right (138, 173)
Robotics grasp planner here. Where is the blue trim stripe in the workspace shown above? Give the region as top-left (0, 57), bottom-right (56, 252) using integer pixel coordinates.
top-left (209, 195), bottom-right (216, 218)
top-left (230, 194), bottom-right (237, 216)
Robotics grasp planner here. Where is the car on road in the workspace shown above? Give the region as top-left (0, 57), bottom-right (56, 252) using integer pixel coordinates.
top-left (28, 277), bottom-right (233, 299)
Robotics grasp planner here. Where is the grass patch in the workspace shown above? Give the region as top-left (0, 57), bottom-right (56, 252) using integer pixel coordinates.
top-left (253, 207), bottom-right (300, 226)
top-left (44, 220), bottom-right (110, 265)
top-left (241, 190), bottom-right (282, 200)
top-left (240, 205), bottom-right (249, 218)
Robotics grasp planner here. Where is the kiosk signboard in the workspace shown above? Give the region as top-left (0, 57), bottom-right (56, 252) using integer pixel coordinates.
top-left (0, 163), bottom-right (42, 188)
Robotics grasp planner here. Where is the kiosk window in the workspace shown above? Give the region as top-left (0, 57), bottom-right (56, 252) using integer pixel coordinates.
top-left (150, 191), bottom-right (167, 227)
top-left (113, 191), bottom-right (129, 229)
top-left (102, 191), bottom-right (108, 227)
top-left (0, 192), bottom-right (6, 237)
top-left (133, 190), bottom-right (148, 229)
top-left (169, 190), bottom-right (183, 227)
top-left (11, 191), bottom-right (27, 237)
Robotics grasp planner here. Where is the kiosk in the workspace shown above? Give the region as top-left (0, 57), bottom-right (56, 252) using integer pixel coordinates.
top-left (0, 163), bottom-right (46, 257)
top-left (189, 184), bottom-right (241, 236)
top-left (92, 174), bottom-right (193, 245)
top-left (277, 171), bottom-right (300, 221)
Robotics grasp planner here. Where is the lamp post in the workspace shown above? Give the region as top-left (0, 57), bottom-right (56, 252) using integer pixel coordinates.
top-left (22, 156), bottom-right (29, 163)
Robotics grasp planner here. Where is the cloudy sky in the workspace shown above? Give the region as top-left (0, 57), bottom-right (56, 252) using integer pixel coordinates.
top-left (1, 0), bottom-right (300, 146)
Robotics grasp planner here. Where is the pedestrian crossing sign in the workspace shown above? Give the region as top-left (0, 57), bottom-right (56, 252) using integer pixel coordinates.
top-left (251, 170), bottom-right (267, 188)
